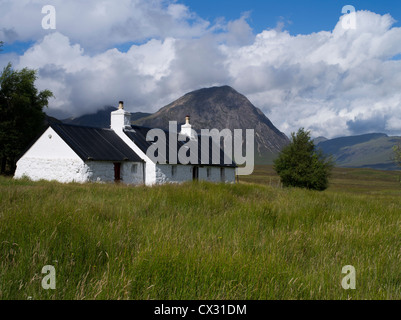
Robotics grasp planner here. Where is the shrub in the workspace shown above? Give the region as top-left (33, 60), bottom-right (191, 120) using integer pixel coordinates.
top-left (274, 128), bottom-right (333, 191)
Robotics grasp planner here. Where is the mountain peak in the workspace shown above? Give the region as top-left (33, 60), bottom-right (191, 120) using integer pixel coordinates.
top-left (186, 85), bottom-right (238, 95)
top-left (134, 86), bottom-right (289, 163)
top-left (61, 86), bottom-right (290, 163)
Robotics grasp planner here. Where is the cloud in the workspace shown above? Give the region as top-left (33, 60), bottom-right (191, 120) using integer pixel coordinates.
top-left (3, 3), bottom-right (401, 138)
top-left (17, 32), bottom-right (179, 118)
top-left (223, 11), bottom-right (401, 137)
top-left (0, 0), bottom-right (210, 52)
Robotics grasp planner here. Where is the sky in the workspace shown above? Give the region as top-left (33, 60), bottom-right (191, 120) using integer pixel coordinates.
top-left (1, 0), bottom-right (401, 138)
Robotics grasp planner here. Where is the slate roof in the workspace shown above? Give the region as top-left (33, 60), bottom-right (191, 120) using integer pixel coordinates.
top-left (50, 123), bottom-right (143, 162)
top-left (124, 125), bottom-right (236, 167)
top-left (46, 122), bottom-right (236, 167)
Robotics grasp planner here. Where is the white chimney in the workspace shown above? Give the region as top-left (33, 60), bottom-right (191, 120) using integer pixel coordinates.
top-left (111, 101), bottom-right (131, 131)
top-left (180, 115), bottom-right (197, 140)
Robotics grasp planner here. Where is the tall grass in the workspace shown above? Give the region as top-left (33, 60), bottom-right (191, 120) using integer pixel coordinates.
top-left (1, 172), bottom-right (401, 300)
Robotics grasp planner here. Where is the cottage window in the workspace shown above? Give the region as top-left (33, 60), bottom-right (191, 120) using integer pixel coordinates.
top-left (172, 165), bottom-right (177, 177)
top-left (131, 164), bottom-right (138, 174)
top-left (220, 168), bottom-right (225, 182)
top-left (207, 167), bottom-right (211, 178)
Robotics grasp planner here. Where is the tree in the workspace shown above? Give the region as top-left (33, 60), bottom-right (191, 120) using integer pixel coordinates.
top-left (274, 128), bottom-right (333, 191)
top-left (0, 63), bottom-right (53, 174)
top-left (392, 142), bottom-right (401, 168)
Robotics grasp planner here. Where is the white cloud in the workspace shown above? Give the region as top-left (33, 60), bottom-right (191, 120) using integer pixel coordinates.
top-left (3, 4), bottom-right (401, 138)
top-left (224, 11), bottom-right (401, 137)
top-left (0, 0), bottom-right (209, 52)
top-left (18, 32), bottom-right (89, 72)
top-left (17, 32), bottom-right (178, 117)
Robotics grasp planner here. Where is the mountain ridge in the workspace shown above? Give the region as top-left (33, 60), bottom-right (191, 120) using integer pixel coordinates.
top-left (133, 86), bottom-right (290, 163)
top-left (316, 133), bottom-right (400, 171)
top-left (62, 106), bottom-right (151, 128)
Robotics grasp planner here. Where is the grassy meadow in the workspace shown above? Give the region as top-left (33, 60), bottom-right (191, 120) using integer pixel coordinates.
top-left (1, 166), bottom-right (401, 300)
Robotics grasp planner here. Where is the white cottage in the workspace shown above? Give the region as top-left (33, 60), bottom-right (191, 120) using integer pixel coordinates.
top-left (14, 102), bottom-right (237, 185)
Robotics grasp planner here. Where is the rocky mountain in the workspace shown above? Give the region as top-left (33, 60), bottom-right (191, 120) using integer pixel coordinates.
top-left (316, 133), bottom-right (401, 170)
top-left (133, 86), bottom-right (289, 163)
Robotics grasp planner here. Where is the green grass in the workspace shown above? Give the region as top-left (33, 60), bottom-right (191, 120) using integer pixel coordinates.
top-left (241, 165), bottom-right (401, 194)
top-left (1, 167), bottom-right (401, 300)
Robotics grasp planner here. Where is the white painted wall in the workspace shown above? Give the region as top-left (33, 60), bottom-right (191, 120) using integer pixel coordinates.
top-left (16, 158), bottom-right (145, 184)
top-left (84, 162), bottom-right (114, 183)
top-left (14, 127), bottom-right (88, 182)
top-left (15, 157), bottom-right (90, 183)
top-left (155, 164), bottom-right (192, 184)
top-left (20, 127), bottom-right (82, 160)
top-left (222, 167), bottom-right (236, 183)
top-left (121, 162), bottom-right (145, 185)
top-left (84, 161), bottom-right (144, 184)
top-left (198, 166), bottom-right (236, 183)
top-left (154, 164), bottom-right (236, 184)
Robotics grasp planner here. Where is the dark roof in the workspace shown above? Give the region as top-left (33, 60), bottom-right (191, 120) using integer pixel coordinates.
top-left (44, 122), bottom-right (235, 167)
top-left (50, 123), bottom-right (143, 162)
top-left (124, 125), bottom-right (236, 167)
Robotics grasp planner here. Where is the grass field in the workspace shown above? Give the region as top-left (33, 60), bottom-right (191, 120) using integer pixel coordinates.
top-left (1, 166), bottom-right (401, 300)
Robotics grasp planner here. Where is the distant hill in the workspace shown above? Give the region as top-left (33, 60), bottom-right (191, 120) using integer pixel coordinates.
top-left (62, 106), bottom-right (151, 128)
top-left (316, 133), bottom-right (401, 170)
top-left (313, 136), bottom-right (328, 145)
top-left (134, 86), bottom-right (290, 164)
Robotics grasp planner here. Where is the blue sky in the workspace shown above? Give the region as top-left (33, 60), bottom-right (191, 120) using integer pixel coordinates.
top-left (181, 0), bottom-right (401, 35)
top-left (2, 0), bottom-right (401, 138)
top-left (3, 1), bottom-right (401, 55)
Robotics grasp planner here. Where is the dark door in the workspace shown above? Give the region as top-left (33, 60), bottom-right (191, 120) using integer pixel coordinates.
top-left (114, 163), bottom-right (121, 182)
top-left (192, 166), bottom-right (199, 181)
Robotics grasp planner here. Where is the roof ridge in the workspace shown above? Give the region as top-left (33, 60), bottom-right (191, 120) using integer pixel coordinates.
top-left (52, 122), bottom-right (114, 131)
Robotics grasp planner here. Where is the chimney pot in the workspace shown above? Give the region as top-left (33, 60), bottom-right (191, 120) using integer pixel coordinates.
top-left (180, 115), bottom-right (196, 140)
